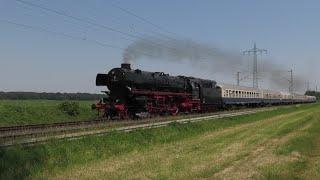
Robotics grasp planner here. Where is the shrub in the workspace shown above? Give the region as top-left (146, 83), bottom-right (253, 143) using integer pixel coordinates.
top-left (58, 101), bottom-right (80, 116)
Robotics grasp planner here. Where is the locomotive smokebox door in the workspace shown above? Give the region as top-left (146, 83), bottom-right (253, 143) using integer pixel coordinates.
top-left (96, 74), bottom-right (108, 86)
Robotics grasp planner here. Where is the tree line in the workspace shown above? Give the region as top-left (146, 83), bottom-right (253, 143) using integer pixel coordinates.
top-left (305, 91), bottom-right (320, 100)
top-left (0, 92), bottom-right (104, 100)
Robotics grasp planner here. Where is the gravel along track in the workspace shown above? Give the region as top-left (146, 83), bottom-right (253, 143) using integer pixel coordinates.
top-left (0, 107), bottom-right (277, 147)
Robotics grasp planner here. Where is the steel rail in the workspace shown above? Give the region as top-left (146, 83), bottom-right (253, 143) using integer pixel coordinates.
top-left (0, 107), bottom-right (276, 147)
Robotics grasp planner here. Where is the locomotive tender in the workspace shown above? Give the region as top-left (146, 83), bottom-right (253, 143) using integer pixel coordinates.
top-left (95, 63), bottom-right (316, 119)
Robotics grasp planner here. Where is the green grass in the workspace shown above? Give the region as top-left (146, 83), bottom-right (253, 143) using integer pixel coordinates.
top-left (1, 103), bottom-right (319, 179)
top-left (0, 100), bottom-right (97, 126)
top-left (261, 110), bottom-right (320, 180)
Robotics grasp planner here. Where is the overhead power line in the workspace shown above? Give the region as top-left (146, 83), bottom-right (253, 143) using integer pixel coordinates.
top-left (0, 19), bottom-right (158, 58)
top-left (14, 0), bottom-right (185, 54)
top-left (108, 1), bottom-right (220, 57)
top-left (109, 2), bottom-right (178, 38)
top-left (14, 0), bottom-right (223, 62)
top-left (15, 0), bottom-right (138, 39)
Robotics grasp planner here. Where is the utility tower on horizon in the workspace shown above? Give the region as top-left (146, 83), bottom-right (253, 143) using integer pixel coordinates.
top-left (243, 43), bottom-right (267, 89)
top-left (289, 69), bottom-right (294, 93)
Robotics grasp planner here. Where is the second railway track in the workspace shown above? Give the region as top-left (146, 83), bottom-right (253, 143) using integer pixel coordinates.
top-left (0, 107), bottom-right (279, 147)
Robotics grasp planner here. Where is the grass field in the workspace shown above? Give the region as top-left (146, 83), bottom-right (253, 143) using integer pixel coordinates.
top-left (1, 103), bottom-right (320, 179)
top-left (0, 100), bottom-right (97, 126)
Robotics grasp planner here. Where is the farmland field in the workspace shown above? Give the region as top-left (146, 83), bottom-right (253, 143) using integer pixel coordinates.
top-left (1, 103), bottom-right (320, 179)
top-left (0, 100), bottom-right (97, 126)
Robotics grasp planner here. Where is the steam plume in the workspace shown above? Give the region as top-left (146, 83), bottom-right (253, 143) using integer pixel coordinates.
top-left (123, 37), bottom-right (307, 92)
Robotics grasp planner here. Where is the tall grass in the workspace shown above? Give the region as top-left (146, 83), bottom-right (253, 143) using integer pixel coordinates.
top-left (0, 100), bottom-right (97, 126)
top-left (0, 104), bottom-right (317, 179)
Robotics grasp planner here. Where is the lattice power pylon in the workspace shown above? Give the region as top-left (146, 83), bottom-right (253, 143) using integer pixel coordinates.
top-left (243, 43), bottom-right (267, 89)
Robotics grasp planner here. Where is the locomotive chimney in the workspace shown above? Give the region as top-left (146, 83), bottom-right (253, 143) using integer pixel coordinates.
top-left (121, 63), bottom-right (131, 70)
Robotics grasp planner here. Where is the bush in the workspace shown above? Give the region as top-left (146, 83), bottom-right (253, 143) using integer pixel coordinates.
top-left (58, 101), bottom-right (80, 116)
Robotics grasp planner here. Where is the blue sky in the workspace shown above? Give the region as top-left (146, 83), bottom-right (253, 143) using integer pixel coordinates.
top-left (0, 0), bottom-right (319, 93)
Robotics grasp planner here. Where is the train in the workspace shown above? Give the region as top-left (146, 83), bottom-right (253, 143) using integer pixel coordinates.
top-left (93, 63), bottom-right (316, 119)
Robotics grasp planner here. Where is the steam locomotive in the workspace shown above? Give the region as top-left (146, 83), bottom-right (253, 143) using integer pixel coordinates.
top-left (94, 63), bottom-right (316, 119)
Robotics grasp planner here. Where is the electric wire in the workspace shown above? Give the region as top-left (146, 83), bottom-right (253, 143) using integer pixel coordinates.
top-left (0, 19), bottom-right (159, 58)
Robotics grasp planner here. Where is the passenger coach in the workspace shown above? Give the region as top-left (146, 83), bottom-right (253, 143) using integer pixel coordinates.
top-left (216, 83), bottom-right (316, 107)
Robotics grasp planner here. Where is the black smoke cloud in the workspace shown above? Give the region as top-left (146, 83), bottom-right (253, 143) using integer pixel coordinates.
top-left (123, 38), bottom-right (246, 74)
top-left (123, 37), bottom-right (307, 92)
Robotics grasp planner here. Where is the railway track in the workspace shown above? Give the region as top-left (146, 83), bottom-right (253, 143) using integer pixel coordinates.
top-left (0, 107), bottom-right (278, 147)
